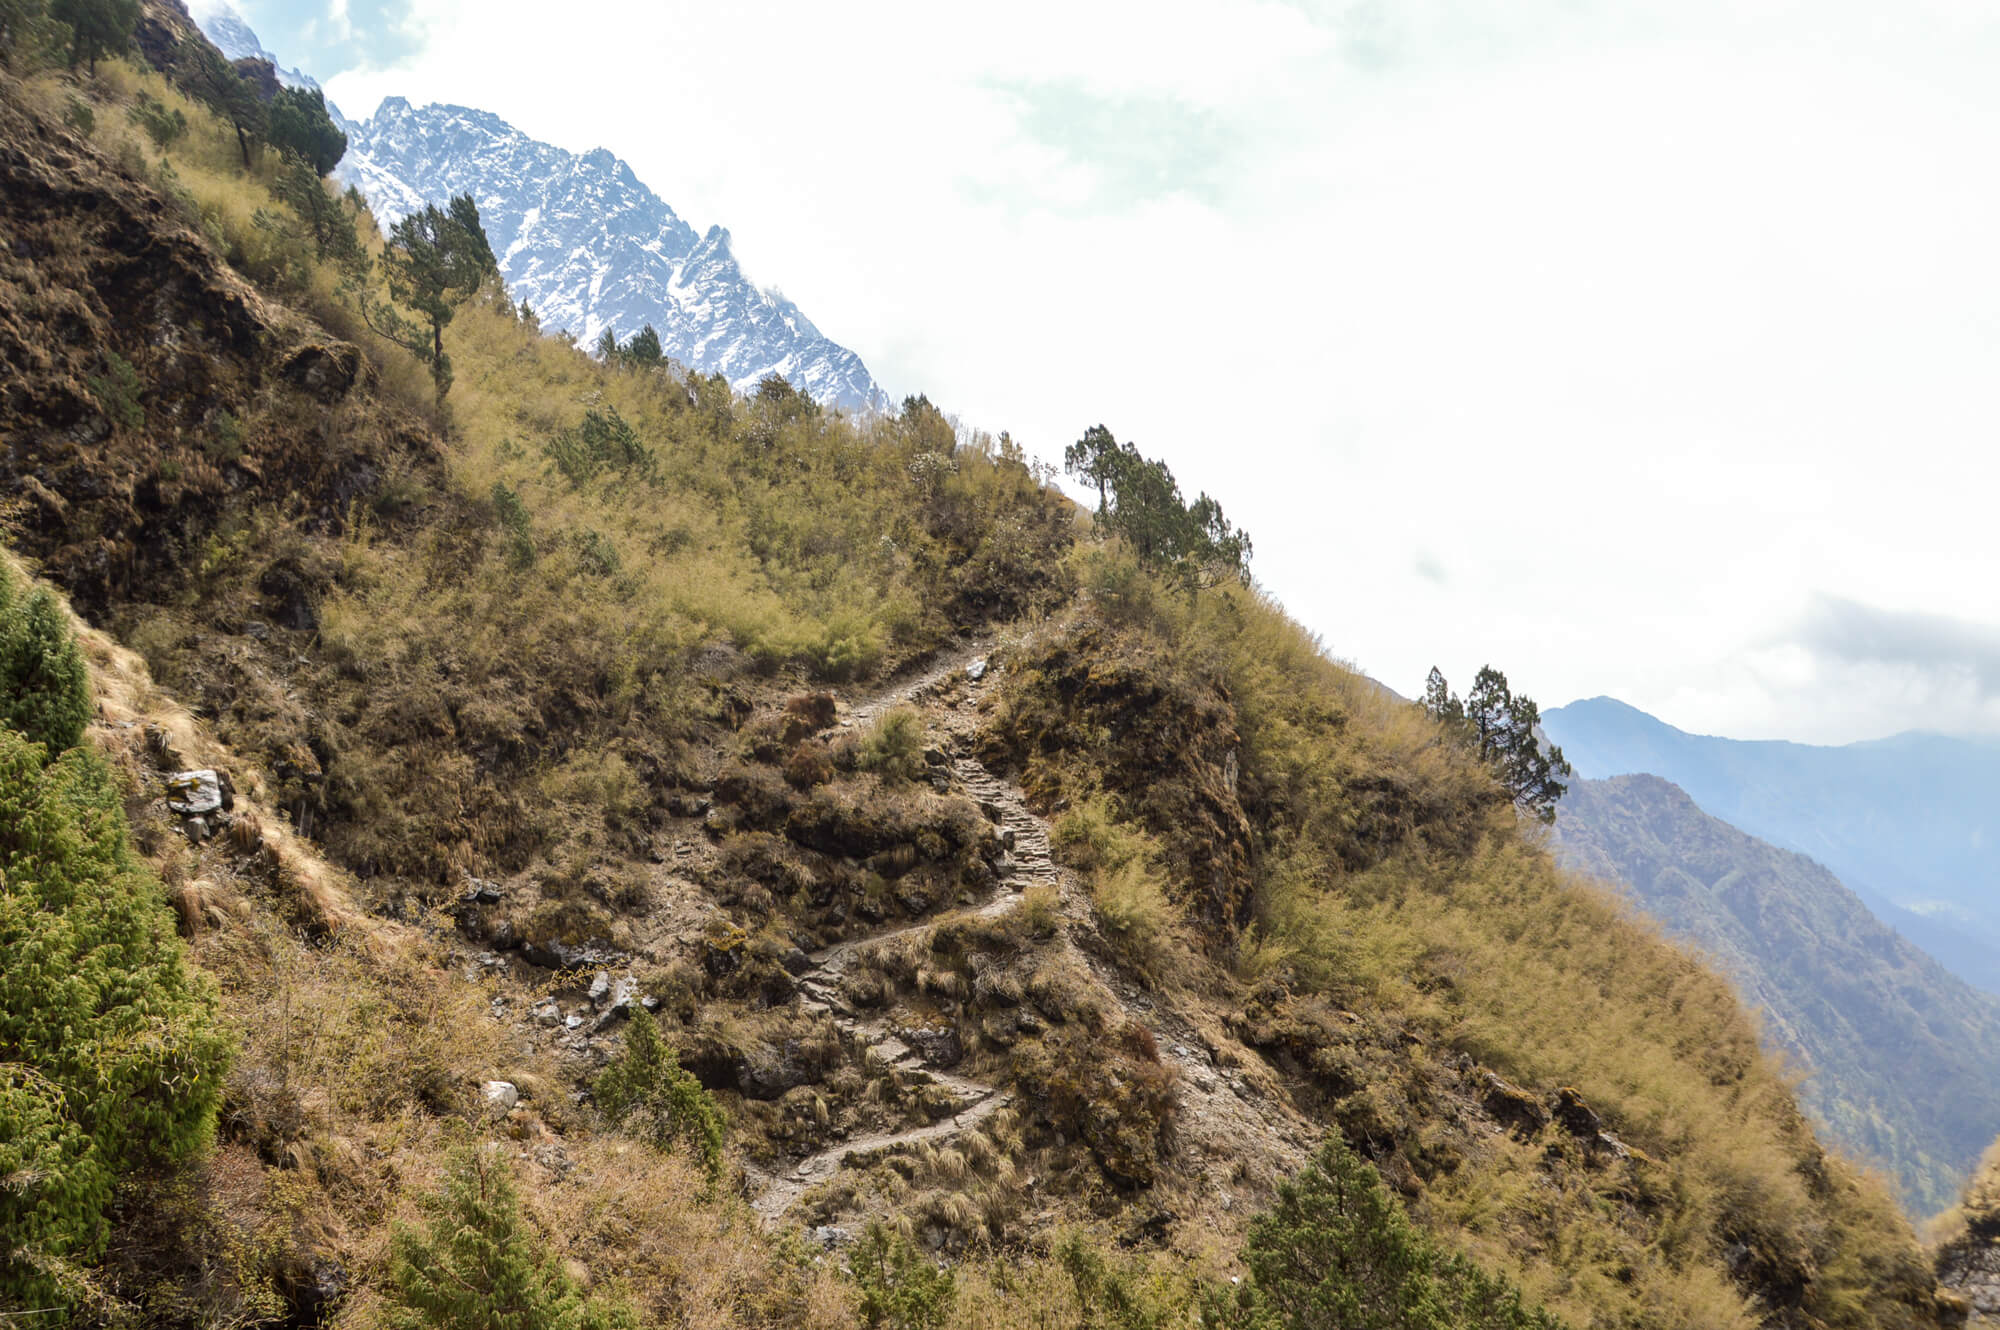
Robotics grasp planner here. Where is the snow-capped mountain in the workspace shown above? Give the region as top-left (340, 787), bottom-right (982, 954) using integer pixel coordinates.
top-left (332, 98), bottom-right (886, 410)
top-left (187, 7), bottom-right (887, 411)
top-left (185, 0), bottom-right (318, 91)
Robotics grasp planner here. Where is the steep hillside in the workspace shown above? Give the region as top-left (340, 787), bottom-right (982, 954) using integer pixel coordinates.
top-left (1544, 697), bottom-right (2000, 995)
top-left (0, 17), bottom-right (1969, 1329)
top-left (1555, 774), bottom-right (2000, 1216)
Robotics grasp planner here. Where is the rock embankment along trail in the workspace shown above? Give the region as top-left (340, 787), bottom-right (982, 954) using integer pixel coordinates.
top-left (750, 637), bottom-right (1318, 1226)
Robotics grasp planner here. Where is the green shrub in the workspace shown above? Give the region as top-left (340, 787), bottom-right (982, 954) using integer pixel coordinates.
top-left (848, 1222), bottom-right (955, 1330)
top-left (386, 1148), bottom-right (636, 1330)
top-left (0, 571), bottom-right (92, 756)
top-left (127, 91), bottom-right (185, 150)
top-left (1215, 1135), bottom-right (1566, 1330)
top-left (0, 728), bottom-right (229, 1309)
top-left (1056, 1233), bottom-right (1185, 1330)
top-left (85, 349), bottom-right (143, 431)
top-left (857, 708), bottom-right (926, 784)
top-left (593, 1009), bottom-right (725, 1183)
top-left (542, 406), bottom-right (653, 486)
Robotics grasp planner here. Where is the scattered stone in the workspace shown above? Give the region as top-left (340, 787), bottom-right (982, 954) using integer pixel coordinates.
top-left (894, 1022), bottom-right (963, 1069)
top-left (966, 657), bottom-right (988, 682)
top-left (520, 937), bottom-right (628, 971)
top-left (165, 768), bottom-right (232, 816)
top-left (482, 1080), bottom-right (519, 1112)
top-left (532, 999), bottom-right (561, 1027)
top-left (564, 1014), bottom-right (586, 1031)
top-left (809, 1225), bottom-right (853, 1250)
top-left (588, 971), bottom-right (612, 1004)
top-left (462, 876), bottom-right (504, 905)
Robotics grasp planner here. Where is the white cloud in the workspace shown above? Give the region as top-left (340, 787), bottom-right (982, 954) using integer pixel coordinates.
top-left (285, 0), bottom-right (2000, 744)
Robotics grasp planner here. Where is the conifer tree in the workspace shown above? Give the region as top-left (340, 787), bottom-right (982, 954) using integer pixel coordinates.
top-left (49, 0), bottom-right (133, 72)
top-left (366, 193), bottom-right (500, 403)
top-left (1422, 666), bottom-right (1572, 822)
top-left (183, 40), bottom-right (265, 168)
top-left (1064, 424), bottom-right (1252, 589)
top-left (267, 84), bottom-right (345, 175)
top-left (0, 732), bottom-right (229, 1308)
top-left (386, 1149), bottom-right (634, 1330)
top-left (594, 1008), bottom-right (725, 1182)
top-left (0, 573), bottom-right (92, 756)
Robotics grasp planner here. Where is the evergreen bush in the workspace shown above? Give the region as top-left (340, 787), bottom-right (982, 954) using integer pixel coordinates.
top-left (0, 729), bottom-right (229, 1308)
top-left (593, 1008), bottom-right (725, 1183)
top-left (386, 1148), bottom-right (636, 1330)
top-left (849, 1222), bottom-right (955, 1330)
top-left (1215, 1135), bottom-right (1566, 1330)
top-left (0, 571), bottom-right (92, 757)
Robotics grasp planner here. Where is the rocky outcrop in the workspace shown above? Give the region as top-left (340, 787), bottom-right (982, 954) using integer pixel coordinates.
top-left (0, 74), bottom-right (409, 620)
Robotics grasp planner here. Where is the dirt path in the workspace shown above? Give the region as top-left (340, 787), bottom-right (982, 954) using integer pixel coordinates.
top-left (749, 636), bottom-right (1316, 1226)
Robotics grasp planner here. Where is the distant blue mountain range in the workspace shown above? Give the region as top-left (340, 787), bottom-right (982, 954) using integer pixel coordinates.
top-left (1544, 697), bottom-right (2000, 994)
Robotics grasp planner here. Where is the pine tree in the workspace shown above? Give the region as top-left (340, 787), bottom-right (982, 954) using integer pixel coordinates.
top-left (267, 84), bottom-right (346, 175)
top-left (623, 324), bottom-right (663, 367)
top-left (182, 40), bottom-right (265, 168)
top-left (365, 193), bottom-right (500, 403)
top-left (0, 575), bottom-right (92, 757)
top-left (1063, 424), bottom-right (1252, 590)
top-left (49, 0), bottom-right (133, 72)
top-left (594, 1008), bottom-right (725, 1182)
top-left (1421, 667), bottom-right (1571, 823)
top-left (386, 1149), bottom-right (634, 1330)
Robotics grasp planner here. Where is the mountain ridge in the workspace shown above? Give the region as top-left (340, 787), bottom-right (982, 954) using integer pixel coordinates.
top-left (1545, 695), bottom-right (2000, 994)
top-left (1555, 771), bottom-right (2000, 1215)
top-left (190, 4), bottom-right (889, 411)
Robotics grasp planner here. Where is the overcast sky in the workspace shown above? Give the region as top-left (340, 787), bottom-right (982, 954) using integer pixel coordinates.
top-left (223, 0), bottom-right (2000, 745)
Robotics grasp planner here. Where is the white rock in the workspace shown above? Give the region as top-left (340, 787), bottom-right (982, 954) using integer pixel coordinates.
top-left (482, 1080), bottom-right (519, 1111)
top-left (164, 769), bottom-right (225, 815)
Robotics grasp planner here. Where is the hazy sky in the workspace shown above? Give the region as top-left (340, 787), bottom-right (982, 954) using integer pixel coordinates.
top-left (222, 0), bottom-right (2000, 745)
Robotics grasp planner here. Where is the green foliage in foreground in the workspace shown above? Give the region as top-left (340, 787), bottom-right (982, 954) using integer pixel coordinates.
top-left (387, 1148), bottom-right (637, 1330)
top-left (1215, 1136), bottom-right (1567, 1330)
top-left (593, 1009), bottom-right (726, 1183)
top-left (0, 565), bottom-right (92, 756)
top-left (0, 731), bottom-right (229, 1309)
top-left (849, 1223), bottom-right (956, 1330)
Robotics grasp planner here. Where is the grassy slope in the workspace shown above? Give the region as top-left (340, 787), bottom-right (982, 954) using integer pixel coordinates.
top-left (0, 24), bottom-right (1963, 1329)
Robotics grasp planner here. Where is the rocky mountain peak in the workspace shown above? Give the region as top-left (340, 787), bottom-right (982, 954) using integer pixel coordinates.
top-left (189, 5), bottom-right (887, 412)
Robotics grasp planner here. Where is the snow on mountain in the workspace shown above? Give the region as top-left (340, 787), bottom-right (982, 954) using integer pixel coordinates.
top-left (188, 8), bottom-right (886, 411)
top-left (185, 0), bottom-right (320, 92)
